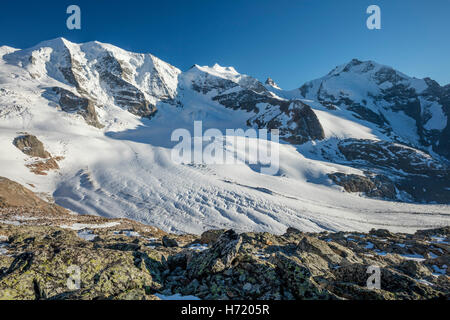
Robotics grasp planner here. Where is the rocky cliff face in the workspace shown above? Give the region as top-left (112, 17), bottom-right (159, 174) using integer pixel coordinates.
top-left (47, 87), bottom-right (103, 128)
top-left (0, 177), bottom-right (448, 300)
top-left (184, 64), bottom-right (325, 144)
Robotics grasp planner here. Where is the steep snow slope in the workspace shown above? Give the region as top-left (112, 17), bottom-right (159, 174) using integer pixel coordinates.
top-left (0, 39), bottom-right (449, 235)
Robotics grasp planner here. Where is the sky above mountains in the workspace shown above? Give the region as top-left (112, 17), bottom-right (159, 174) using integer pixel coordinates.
top-left (1, 0), bottom-right (449, 89)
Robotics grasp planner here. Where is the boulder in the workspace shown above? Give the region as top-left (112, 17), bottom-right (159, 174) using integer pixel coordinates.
top-left (187, 230), bottom-right (242, 278)
top-left (162, 236), bottom-right (178, 248)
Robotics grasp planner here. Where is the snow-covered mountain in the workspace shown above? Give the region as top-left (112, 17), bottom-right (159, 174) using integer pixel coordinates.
top-left (288, 59), bottom-right (449, 157)
top-left (0, 38), bottom-right (448, 234)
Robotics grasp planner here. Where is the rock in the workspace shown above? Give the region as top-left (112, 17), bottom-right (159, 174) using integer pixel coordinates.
top-left (114, 289), bottom-right (160, 300)
top-left (284, 227), bottom-right (303, 236)
top-left (50, 87), bottom-right (104, 128)
top-left (212, 85), bottom-right (325, 145)
top-left (200, 229), bottom-right (226, 245)
top-left (265, 78), bottom-right (280, 89)
top-left (162, 236), bottom-right (178, 248)
top-left (415, 227), bottom-right (450, 237)
top-left (0, 227), bottom-right (163, 300)
top-left (243, 283), bottom-right (252, 291)
top-left (12, 134), bottom-right (63, 175)
top-left (398, 260), bottom-right (432, 278)
top-left (332, 263), bottom-right (444, 299)
top-left (328, 172), bottom-right (397, 200)
top-left (336, 139), bottom-right (450, 203)
top-left (187, 230), bottom-right (242, 278)
top-left (26, 157), bottom-right (61, 176)
top-left (281, 101), bottom-right (325, 144)
top-left (95, 55), bottom-right (157, 119)
top-left (13, 134), bottom-right (50, 158)
top-left (369, 229), bottom-right (394, 238)
top-left (298, 236), bottom-right (336, 257)
top-left (270, 252), bottom-right (329, 299)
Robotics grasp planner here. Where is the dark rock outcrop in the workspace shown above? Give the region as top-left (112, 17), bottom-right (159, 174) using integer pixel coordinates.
top-left (162, 236), bottom-right (178, 248)
top-left (95, 55), bottom-right (157, 118)
top-left (333, 139), bottom-right (450, 203)
top-left (50, 87), bottom-right (103, 128)
top-left (328, 172), bottom-right (397, 200)
top-left (13, 134), bottom-right (63, 175)
top-left (13, 134), bottom-right (50, 159)
top-left (187, 230), bottom-right (242, 278)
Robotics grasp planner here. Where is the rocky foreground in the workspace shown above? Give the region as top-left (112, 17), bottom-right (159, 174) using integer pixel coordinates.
top-left (0, 177), bottom-right (449, 300)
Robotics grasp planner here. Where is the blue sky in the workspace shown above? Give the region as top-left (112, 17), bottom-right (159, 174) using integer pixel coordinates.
top-left (1, 0), bottom-right (449, 89)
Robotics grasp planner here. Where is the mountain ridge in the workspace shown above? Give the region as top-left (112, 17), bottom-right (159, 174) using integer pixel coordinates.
top-left (0, 38), bottom-right (449, 235)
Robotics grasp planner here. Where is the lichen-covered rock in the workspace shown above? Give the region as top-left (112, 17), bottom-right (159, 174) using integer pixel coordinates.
top-left (187, 230), bottom-right (242, 278)
top-left (398, 260), bottom-right (433, 278)
top-left (162, 236), bottom-right (178, 248)
top-left (0, 225), bottom-right (164, 300)
top-left (270, 252), bottom-right (330, 299)
top-left (199, 229), bottom-right (226, 245)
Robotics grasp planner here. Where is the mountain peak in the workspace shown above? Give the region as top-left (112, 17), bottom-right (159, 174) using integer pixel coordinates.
top-left (211, 63), bottom-right (238, 74)
top-left (33, 37), bottom-right (73, 49)
top-left (265, 77), bottom-right (281, 90)
top-left (0, 45), bottom-right (19, 57)
top-left (326, 59), bottom-right (380, 76)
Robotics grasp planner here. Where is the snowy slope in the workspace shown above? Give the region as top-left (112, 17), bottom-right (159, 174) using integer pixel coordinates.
top-left (0, 39), bottom-right (449, 235)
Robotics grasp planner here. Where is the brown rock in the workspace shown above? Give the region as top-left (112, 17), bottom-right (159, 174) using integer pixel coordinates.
top-left (13, 134), bottom-right (50, 158)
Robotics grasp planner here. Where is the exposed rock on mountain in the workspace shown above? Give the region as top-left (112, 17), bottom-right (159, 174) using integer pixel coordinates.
top-left (12, 134), bottom-right (62, 176)
top-left (337, 139), bottom-right (446, 175)
top-left (265, 77), bottom-right (281, 90)
top-left (49, 87), bottom-right (103, 128)
top-left (328, 172), bottom-right (397, 200)
top-left (94, 54), bottom-right (156, 118)
top-left (185, 64), bottom-right (325, 144)
top-left (13, 134), bottom-right (50, 159)
top-left (295, 59), bottom-right (450, 160)
top-left (331, 139), bottom-right (450, 203)
top-left (3, 38), bottom-right (180, 120)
